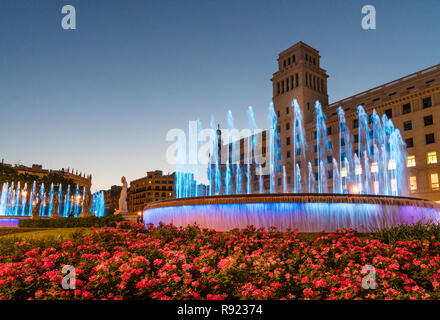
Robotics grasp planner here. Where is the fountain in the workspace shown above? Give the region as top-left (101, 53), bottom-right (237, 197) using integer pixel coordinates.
top-left (143, 98), bottom-right (440, 232)
top-left (0, 182), bottom-right (105, 226)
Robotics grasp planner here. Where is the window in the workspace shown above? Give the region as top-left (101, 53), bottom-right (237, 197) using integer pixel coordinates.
top-left (407, 155), bottom-right (416, 167)
top-left (286, 122), bottom-right (290, 130)
top-left (385, 109), bottom-right (393, 118)
top-left (371, 162), bottom-right (378, 173)
top-left (327, 141), bottom-right (332, 150)
top-left (287, 151), bottom-right (291, 158)
top-left (340, 123), bottom-right (346, 132)
top-left (388, 160), bottom-right (396, 170)
top-left (341, 167), bottom-right (347, 177)
top-left (431, 173), bottom-right (439, 190)
top-left (391, 179), bottom-right (397, 193)
top-left (314, 145), bottom-right (317, 152)
top-left (423, 97), bottom-right (432, 109)
top-left (426, 133), bottom-right (435, 144)
top-left (353, 119), bottom-right (359, 129)
top-left (409, 176), bottom-right (417, 192)
top-left (286, 137), bottom-right (290, 146)
top-left (327, 156), bottom-right (332, 164)
top-left (427, 152), bottom-right (438, 164)
top-left (402, 103), bottom-right (411, 114)
top-left (327, 127), bottom-right (332, 135)
top-left (341, 138), bottom-right (345, 146)
top-left (373, 180), bottom-right (379, 194)
top-left (403, 120), bottom-right (412, 131)
top-left (424, 115), bottom-right (433, 126)
top-left (286, 106), bottom-right (289, 114)
top-left (355, 165), bottom-right (362, 175)
top-left (354, 134), bottom-right (359, 143)
top-left (405, 138), bottom-right (414, 148)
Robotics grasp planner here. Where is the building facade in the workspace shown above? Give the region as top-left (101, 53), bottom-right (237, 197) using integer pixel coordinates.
top-left (103, 185), bottom-right (122, 214)
top-left (271, 42), bottom-right (440, 202)
top-left (1, 161), bottom-right (92, 190)
top-left (127, 170), bottom-right (175, 214)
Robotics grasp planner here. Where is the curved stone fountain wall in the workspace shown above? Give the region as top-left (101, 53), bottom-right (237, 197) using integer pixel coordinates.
top-left (143, 194), bottom-right (440, 232)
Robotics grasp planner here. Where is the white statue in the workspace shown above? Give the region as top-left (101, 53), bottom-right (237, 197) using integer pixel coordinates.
top-left (115, 176), bottom-right (129, 215)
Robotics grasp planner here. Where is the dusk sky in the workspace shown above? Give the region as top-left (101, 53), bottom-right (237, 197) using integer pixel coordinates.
top-left (1, 0), bottom-right (439, 190)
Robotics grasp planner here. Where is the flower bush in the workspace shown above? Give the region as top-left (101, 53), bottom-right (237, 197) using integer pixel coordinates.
top-left (1, 221), bottom-right (440, 300)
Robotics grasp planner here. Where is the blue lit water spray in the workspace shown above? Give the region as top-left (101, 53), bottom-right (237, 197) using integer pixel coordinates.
top-left (0, 180), bottom-right (101, 217)
top-left (292, 99), bottom-right (307, 193)
top-left (167, 99), bottom-right (407, 200)
top-left (268, 102), bottom-right (278, 194)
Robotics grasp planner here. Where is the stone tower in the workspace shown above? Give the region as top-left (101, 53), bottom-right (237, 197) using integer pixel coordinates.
top-left (271, 41), bottom-right (329, 124)
top-left (270, 41), bottom-right (329, 186)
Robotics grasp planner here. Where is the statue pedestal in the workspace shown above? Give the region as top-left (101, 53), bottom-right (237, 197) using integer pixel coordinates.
top-left (122, 215), bottom-right (139, 223)
top-left (114, 210), bottom-right (130, 216)
top-left (79, 211), bottom-right (92, 218)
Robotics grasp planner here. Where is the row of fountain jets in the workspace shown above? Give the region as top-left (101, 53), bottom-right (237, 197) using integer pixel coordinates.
top-left (175, 100), bottom-right (407, 198)
top-left (0, 182), bottom-right (105, 217)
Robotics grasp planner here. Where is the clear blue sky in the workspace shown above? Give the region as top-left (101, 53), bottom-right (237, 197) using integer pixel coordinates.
top-left (1, 0), bottom-right (439, 190)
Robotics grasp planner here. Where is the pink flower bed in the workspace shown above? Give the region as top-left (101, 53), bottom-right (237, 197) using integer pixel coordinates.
top-left (1, 222), bottom-right (440, 300)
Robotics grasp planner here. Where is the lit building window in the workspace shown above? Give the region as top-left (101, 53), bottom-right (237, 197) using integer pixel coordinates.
top-left (391, 179), bottom-right (397, 192)
top-left (427, 152), bottom-right (438, 164)
top-left (341, 167), bottom-right (347, 178)
top-left (431, 173), bottom-right (440, 190)
top-left (407, 155), bottom-right (416, 167)
top-left (371, 162), bottom-right (378, 173)
top-left (373, 180), bottom-right (379, 194)
top-left (409, 176), bottom-right (417, 192)
top-left (351, 184), bottom-right (361, 194)
top-left (355, 165), bottom-right (362, 175)
top-left (388, 160), bottom-right (396, 170)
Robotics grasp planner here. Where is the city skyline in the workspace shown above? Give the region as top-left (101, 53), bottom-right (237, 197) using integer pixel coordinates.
top-left (1, 0), bottom-right (439, 190)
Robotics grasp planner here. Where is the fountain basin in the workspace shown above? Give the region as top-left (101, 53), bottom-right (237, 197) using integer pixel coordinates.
top-left (143, 193), bottom-right (440, 232)
top-left (0, 216), bottom-right (34, 228)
